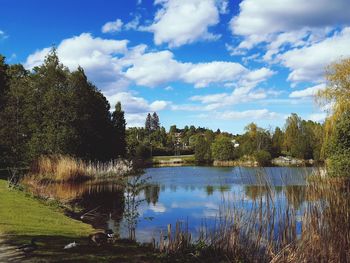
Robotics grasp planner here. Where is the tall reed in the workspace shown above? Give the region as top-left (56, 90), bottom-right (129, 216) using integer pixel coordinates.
top-left (160, 169), bottom-right (350, 263)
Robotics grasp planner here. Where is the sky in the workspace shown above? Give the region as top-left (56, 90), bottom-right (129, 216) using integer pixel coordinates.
top-left (1, 0), bottom-right (350, 133)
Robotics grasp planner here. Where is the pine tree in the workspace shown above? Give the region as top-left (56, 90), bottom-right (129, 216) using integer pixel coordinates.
top-left (112, 102), bottom-right (127, 157)
top-left (151, 112), bottom-right (160, 130)
top-left (145, 113), bottom-right (152, 132)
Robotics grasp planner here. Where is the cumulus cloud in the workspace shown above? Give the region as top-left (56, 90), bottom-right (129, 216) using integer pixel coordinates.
top-left (229, 0), bottom-right (350, 58)
top-left (25, 33), bottom-right (129, 92)
top-left (278, 27), bottom-right (350, 84)
top-left (107, 92), bottom-right (169, 126)
top-left (125, 15), bottom-right (141, 30)
top-left (308, 113), bottom-right (327, 122)
top-left (199, 109), bottom-right (280, 120)
top-left (107, 92), bottom-right (169, 114)
top-left (289, 83), bottom-right (325, 98)
top-left (144, 0), bottom-right (220, 47)
top-left (124, 50), bottom-right (188, 87)
top-left (124, 48), bottom-right (273, 88)
top-left (102, 19), bottom-right (124, 33)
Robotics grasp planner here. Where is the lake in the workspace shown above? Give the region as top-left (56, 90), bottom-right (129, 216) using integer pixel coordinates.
top-left (71, 166), bottom-right (316, 243)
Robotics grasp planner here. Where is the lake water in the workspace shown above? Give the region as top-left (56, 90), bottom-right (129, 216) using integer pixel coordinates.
top-left (76, 166), bottom-right (315, 243)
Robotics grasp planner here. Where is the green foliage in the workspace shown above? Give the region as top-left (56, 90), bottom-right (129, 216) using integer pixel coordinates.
top-left (327, 151), bottom-right (350, 177)
top-left (145, 113), bottom-right (152, 132)
top-left (271, 127), bottom-right (284, 157)
top-left (211, 136), bottom-right (236, 161)
top-left (326, 111), bottom-right (350, 176)
top-left (238, 123), bottom-right (272, 157)
top-left (254, 150), bottom-right (272, 166)
top-left (283, 113), bottom-right (323, 160)
top-left (0, 50), bottom-right (125, 167)
top-left (194, 135), bottom-right (212, 163)
top-left (112, 102), bottom-right (127, 157)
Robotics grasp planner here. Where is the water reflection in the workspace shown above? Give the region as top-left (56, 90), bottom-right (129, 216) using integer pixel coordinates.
top-left (36, 166), bottom-right (318, 244)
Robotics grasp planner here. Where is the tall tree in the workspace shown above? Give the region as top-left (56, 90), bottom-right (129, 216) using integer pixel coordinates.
top-left (151, 112), bottom-right (160, 130)
top-left (112, 102), bottom-right (127, 157)
top-left (145, 113), bottom-right (152, 132)
top-left (317, 58), bottom-right (350, 159)
top-left (194, 135), bottom-right (211, 163)
top-left (272, 127), bottom-right (284, 157)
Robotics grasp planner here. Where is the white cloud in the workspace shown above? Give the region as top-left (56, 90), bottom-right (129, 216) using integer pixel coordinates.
top-left (278, 27), bottom-right (350, 84)
top-left (231, 0), bottom-right (349, 37)
top-left (107, 92), bottom-right (169, 127)
top-left (164, 86), bottom-right (173, 91)
top-left (124, 50), bottom-right (188, 87)
top-left (124, 48), bottom-right (273, 88)
top-left (229, 0), bottom-right (350, 57)
top-left (25, 33), bottom-right (129, 92)
top-left (199, 109), bottom-right (281, 120)
top-left (289, 83), bottom-right (325, 98)
top-left (145, 0), bottom-right (220, 47)
top-left (125, 15), bottom-right (141, 30)
top-left (308, 113), bottom-right (327, 122)
top-left (107, 92), bottom-right (169, 114)
top-left (149, 203), bottom-right (166, 213)
top-left (102, 19), bottom-right (124, 33)
top-left (183, 62), bottom-right (247, 88)
top-left (0, 30), bottom-right (8, 39)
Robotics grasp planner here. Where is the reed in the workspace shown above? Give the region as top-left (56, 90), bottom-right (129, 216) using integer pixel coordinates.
top-left (160, 169), bottom-right (350, 263)
top-left (26, 155), bottom-right (134, 183)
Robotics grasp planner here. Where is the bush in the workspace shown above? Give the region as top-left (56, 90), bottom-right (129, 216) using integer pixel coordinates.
top-left (327, 151), bottom-right (350, 177)
top-left (254, 150), bottom-right (272, 166)
top-left (135, 144), bottom-right (152, 159)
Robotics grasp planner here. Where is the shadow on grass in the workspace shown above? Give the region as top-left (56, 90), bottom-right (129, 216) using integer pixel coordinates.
top-left (5, 235), bottom-right (159, 263)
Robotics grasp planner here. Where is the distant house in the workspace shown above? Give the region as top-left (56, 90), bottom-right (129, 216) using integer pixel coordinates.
top-left (231, 139), bottom-right (240, 148)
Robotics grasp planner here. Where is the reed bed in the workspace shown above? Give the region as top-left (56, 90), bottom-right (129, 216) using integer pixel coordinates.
top-left (160, 170), bottom-right (350, 263)
top-left (26, 155), bottom-right (134, 182)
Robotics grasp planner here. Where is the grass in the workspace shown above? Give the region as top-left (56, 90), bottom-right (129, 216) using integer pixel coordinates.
top-left (27, 155), bottom-right (133, 183)
top-left (152, 155), bottom-right (195, 165)
top-left (0, 179), bottom-right (159, 262)
top-left (0, 179), bottom-right (93, 237)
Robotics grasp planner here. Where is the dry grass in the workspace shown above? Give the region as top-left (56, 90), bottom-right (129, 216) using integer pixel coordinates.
top-left (29, 155), bottom-right (89, 182)
top-left (26, 155), bottom-right (134, 183)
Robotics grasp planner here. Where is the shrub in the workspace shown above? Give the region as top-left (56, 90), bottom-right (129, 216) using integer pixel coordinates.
top-left (254, 150), bottom-right (272, 166)
top-left (327, 151), bottom-right (350, 177)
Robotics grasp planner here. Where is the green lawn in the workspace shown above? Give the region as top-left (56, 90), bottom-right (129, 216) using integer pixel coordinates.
top-left (0, 179), bottom-right (93, 237)
top-left (0, 179), bottom-right (160, 262)
top-left (152, 155), bottom-right (195, 164)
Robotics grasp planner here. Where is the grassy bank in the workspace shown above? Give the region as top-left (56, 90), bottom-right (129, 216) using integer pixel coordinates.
top-left (0, 179), bottom-right (159, 262)
top-left (151, 155), bottom-right (195, 166)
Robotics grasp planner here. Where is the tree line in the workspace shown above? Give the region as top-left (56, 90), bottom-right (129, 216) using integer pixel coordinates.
top-left (1, 49), bottom-right (349, 176)
top-left (0, 50), bottom-right (127, 168)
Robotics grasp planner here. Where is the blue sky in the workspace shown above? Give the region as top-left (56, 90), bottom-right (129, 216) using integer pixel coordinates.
top-left (1, 0), bottom-right (350, 133)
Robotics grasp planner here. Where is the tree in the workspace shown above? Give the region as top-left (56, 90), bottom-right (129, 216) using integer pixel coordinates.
top-left (211, 136), bottom-right (236, 161)
top-left (283, 113), bottom-right (305, 158)
top-left (145, 113), bottom-right (152, 132)
top-left (112, 102), bottom-right (127, 157)
top-left (317, 58), bottom-right (350, 159)
top-left (326, 110), bottom-right (350, 176)
top-left (271, 127), bottom-right (284, 157)
top-left (194, 135), bottom-right (211, 163)
top-left (151, 112), bottom-right (160, 130)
